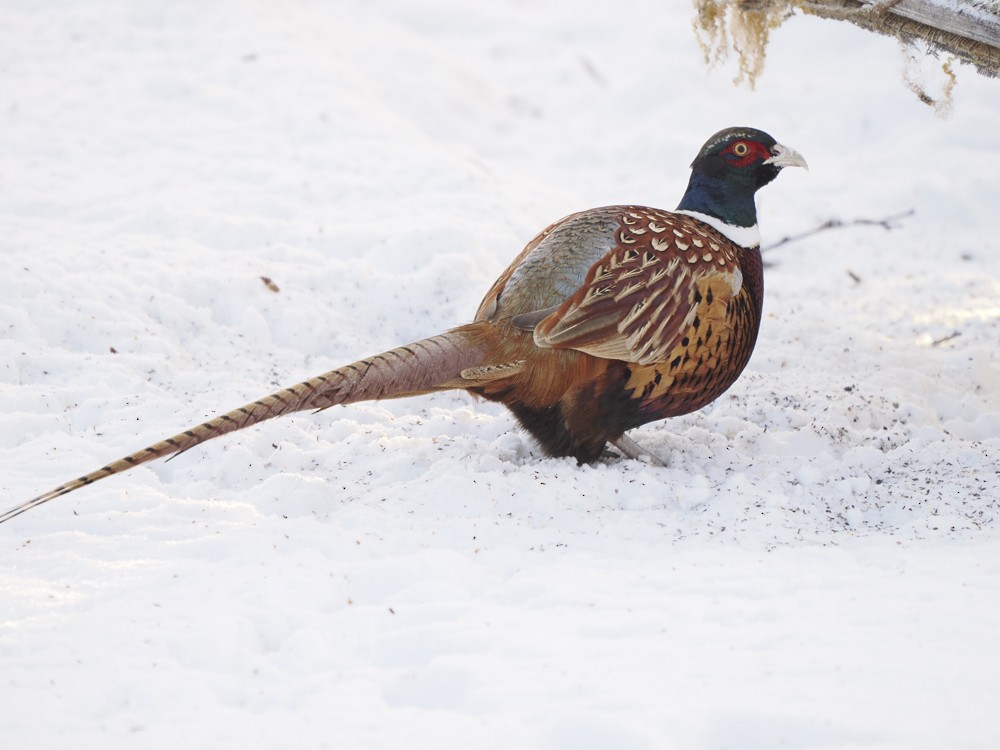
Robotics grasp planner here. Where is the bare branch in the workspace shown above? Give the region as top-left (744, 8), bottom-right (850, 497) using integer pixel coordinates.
top-left (763, 209), bottom-right (914, 253)
top-left (695, 1), bottom-right (1000, 96)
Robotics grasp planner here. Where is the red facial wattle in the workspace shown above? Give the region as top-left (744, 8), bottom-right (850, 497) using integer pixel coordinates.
top-left (723, 139), bottom-right (772, 167)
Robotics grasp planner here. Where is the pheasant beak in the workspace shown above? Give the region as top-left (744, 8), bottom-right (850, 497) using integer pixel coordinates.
top-left (765, 143), bottom-right (808, 171)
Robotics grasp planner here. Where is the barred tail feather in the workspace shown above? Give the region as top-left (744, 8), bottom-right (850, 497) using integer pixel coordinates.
top-left (1, 328), bottom-right (486, 524)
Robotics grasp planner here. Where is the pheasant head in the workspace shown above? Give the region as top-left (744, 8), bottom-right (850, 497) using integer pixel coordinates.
top-left (676, 126), bottom-right (808, 247)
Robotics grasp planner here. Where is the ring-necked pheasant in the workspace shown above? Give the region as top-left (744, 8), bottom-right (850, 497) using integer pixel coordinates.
top-left (2, 127), bottom-right (806, 524)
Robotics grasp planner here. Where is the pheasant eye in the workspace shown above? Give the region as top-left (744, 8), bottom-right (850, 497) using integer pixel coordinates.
top-left (732, 142), bottom-right (749, 157)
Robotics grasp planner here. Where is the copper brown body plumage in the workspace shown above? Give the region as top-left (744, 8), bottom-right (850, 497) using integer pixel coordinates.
top-left (2, 127), bottom-right (806, 524)
top-left (467, 206), bottom-right (765, 463)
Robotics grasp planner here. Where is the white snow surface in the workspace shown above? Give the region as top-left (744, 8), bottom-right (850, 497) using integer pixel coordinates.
top-left (2, 1), bottom-right (999, 748)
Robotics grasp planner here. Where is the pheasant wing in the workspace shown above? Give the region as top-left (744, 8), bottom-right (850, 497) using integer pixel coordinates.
top-left (531, 210), bottom-right (744, 366)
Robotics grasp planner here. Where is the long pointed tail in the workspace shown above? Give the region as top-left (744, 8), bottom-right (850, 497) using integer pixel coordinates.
top-left (2, 326), bottom-right (491, 525)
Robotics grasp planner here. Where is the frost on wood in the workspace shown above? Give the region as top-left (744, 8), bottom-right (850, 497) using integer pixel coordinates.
top-left (694, 0), bottom-right (795, 87)
top-left (902, 40), bottom-right (960, 114)
top-left (694, 0), bottom-right (999, 101)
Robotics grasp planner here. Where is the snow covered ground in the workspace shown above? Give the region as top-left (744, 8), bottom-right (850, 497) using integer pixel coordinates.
top-left (2, 1), bottom-right (999, 747)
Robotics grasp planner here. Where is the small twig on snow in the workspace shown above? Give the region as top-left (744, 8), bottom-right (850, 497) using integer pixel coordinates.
top-left (931, 331), bottom-right (961, 346)
top-left (763, 208), bottom-right (914, 254)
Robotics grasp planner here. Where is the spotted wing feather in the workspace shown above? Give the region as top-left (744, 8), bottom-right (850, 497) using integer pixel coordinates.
top-left (532, 210), bottom-right (744, 366)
